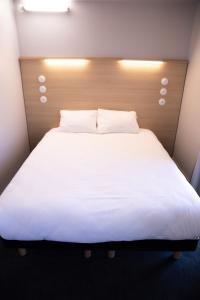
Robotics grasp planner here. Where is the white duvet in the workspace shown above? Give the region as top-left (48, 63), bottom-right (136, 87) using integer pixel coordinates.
top-left (0, 128), bottom-right (200, 243)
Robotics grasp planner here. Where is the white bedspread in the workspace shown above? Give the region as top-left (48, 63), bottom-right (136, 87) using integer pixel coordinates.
top-left (0, 129), bottom-right (200, 242)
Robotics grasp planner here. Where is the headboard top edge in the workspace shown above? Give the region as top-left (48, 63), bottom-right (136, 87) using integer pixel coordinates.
top-left (19, 56), bottom-right (188, 64)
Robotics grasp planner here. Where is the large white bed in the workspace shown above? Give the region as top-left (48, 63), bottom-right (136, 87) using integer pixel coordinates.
top-left (0, 128), bottom-right (200, 243)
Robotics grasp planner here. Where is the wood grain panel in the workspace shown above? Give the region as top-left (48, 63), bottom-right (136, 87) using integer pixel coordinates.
top-left (20, 58), bottom-right (187, 155)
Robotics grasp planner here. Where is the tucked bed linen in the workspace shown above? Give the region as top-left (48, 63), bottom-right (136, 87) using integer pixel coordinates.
top-left (0, 129), bottom-right (200, 243)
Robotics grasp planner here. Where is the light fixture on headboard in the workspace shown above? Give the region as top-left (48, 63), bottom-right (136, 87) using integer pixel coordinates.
top-left (22, 0), bottom-right (71, 13)
top-left (44, 59), bottom-right (89, 67)
top-left (119, 60), bottom-right (164, 68)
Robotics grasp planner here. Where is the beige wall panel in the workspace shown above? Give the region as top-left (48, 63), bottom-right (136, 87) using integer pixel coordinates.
top-left (20, 58), bottom-right (187, 155)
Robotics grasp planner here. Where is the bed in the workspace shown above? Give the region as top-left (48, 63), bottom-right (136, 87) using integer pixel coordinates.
top-left (0, 128), bottom-right (200, 258)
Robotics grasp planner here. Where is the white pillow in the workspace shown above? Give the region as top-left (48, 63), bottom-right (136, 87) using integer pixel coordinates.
top-left (59, 110), bottom-right (97, 133)
top-left (97, 109), bottom-right (139, 133)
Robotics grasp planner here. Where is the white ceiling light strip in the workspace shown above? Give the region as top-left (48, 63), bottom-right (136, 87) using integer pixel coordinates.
top-left (22, 0), bottom-right (71, 13)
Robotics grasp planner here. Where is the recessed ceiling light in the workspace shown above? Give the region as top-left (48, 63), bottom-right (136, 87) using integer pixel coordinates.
top-left (22, 0), bottom-right (71, 13)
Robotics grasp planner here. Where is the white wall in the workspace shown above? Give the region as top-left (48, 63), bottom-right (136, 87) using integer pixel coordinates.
top-left (9, 0), bottom-right (199, 181)
top-left (15, 1), bottom-right (196, 59)
top-left (0, 0), bottom-right (29, 193)
top-left (174, 3), bottom-right (200, 179)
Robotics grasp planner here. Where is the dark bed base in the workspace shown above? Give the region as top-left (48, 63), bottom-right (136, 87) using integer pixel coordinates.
top-left (2, 239), bottom-right (198, 251)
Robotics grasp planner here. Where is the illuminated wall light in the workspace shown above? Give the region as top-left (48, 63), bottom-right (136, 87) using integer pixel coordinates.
top-left (44, 59), bottom-right (89, 67)
top-left (22, 0), bottom-right (71, 13)
top-left (119, 60), bottom-right (164, 68)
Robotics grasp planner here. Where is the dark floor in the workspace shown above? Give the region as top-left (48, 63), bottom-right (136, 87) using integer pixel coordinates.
top-left (0, 240), bottom-right (200, 300)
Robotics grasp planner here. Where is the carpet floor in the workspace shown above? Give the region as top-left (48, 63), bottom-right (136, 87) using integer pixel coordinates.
top-left (0, 240), bottom-right (200, 300)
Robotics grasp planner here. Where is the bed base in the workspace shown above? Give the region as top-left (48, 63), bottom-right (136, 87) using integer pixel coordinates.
top-left (16, 248), bottom-right (182, 259)
top-left (83, 250), bottom-right (116, 259)
top-left (83, 250), bottom-right (181, 259)
top-left (3, 239), bottom-right (198, 260)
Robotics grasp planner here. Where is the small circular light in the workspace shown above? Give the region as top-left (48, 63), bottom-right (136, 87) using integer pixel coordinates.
top-left (161, 78), bottom-right (169, 86)
top-left (38, 75), bottom-right (46, 83)
top-left (159, 98), bottom-right (166, 106)
top-left (40, 96), bottom-right (48, 104)
top-left (160, 88), bottom-right (167, 96)
top-left (39, 86), bottom-right (47, 93)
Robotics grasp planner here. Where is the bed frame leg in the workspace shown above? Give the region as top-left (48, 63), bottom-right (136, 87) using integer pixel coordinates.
top-left (173, 251), bottom-right (182, 260)
top-left (108, 250), bottom-right (116, 258)
top-left (84, 250), bottom-right (92, 258)
top-left (17, 248), bottom-right (27, 257)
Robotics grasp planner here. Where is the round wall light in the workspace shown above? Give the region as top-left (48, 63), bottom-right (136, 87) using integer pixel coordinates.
top-left (40, 96), bottom-right (48, 104)
top-left (39, 85), bottom-right (47, 93)
top-left (38, 75), bottom-right (46, 83)
top-left (160, 88), bottom-right (167, 96)
top-left (159, 98), bottom-right (166, 106)
top-left (161, 78), bottom-right (169, 86)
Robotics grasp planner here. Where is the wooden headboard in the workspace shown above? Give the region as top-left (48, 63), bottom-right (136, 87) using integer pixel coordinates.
top-left (20, 58), bottom-right (187, 155)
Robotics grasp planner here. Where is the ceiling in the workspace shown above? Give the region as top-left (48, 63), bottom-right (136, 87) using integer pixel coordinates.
top-left (14, 0), bottom-right (200, 4)
top-left (14, 0), bottom-right (200, 7)
top-left (75, 0), bottom-right (199, 3)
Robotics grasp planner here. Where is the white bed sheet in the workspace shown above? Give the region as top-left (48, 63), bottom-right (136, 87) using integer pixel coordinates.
top-left (0, 129), bottom-right (200, 243)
